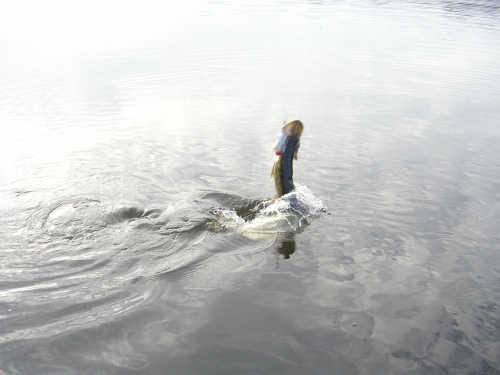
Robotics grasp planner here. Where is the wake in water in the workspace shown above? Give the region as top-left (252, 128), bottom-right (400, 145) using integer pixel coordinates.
top-left (23, 120), bottom-right (325, 294)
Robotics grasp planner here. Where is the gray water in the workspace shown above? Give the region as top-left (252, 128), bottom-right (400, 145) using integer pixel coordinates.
top-left (1, 1), bottom-right (500, 374)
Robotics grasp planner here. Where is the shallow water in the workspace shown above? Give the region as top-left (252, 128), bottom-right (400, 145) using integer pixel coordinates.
top-left (1, 0), bottom-right (500, 374)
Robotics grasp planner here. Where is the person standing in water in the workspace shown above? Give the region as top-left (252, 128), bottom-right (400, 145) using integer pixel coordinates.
top-left (271, 120), bottom-right (304, 198)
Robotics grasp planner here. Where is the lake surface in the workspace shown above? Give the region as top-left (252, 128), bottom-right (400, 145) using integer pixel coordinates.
top-left (1, 1), bottom-right (500, 374)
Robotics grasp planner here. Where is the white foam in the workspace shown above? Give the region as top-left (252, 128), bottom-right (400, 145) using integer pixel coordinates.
top-left (209, 185), bottom-right (326, 236)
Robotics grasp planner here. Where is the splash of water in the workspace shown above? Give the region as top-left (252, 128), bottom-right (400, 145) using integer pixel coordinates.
top-left (208, 185), bottom-right (326, 236)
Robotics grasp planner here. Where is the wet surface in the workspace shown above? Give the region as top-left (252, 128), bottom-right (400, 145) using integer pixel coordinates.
top-left (1, 0), bottom-right (500, 374)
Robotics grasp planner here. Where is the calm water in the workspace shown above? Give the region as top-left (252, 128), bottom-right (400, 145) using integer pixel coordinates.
top-left (1, 1), bottom-right (500, 374)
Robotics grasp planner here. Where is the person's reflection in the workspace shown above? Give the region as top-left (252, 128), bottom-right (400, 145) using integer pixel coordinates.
top-left (276, 233), bottom-right (296, 259)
